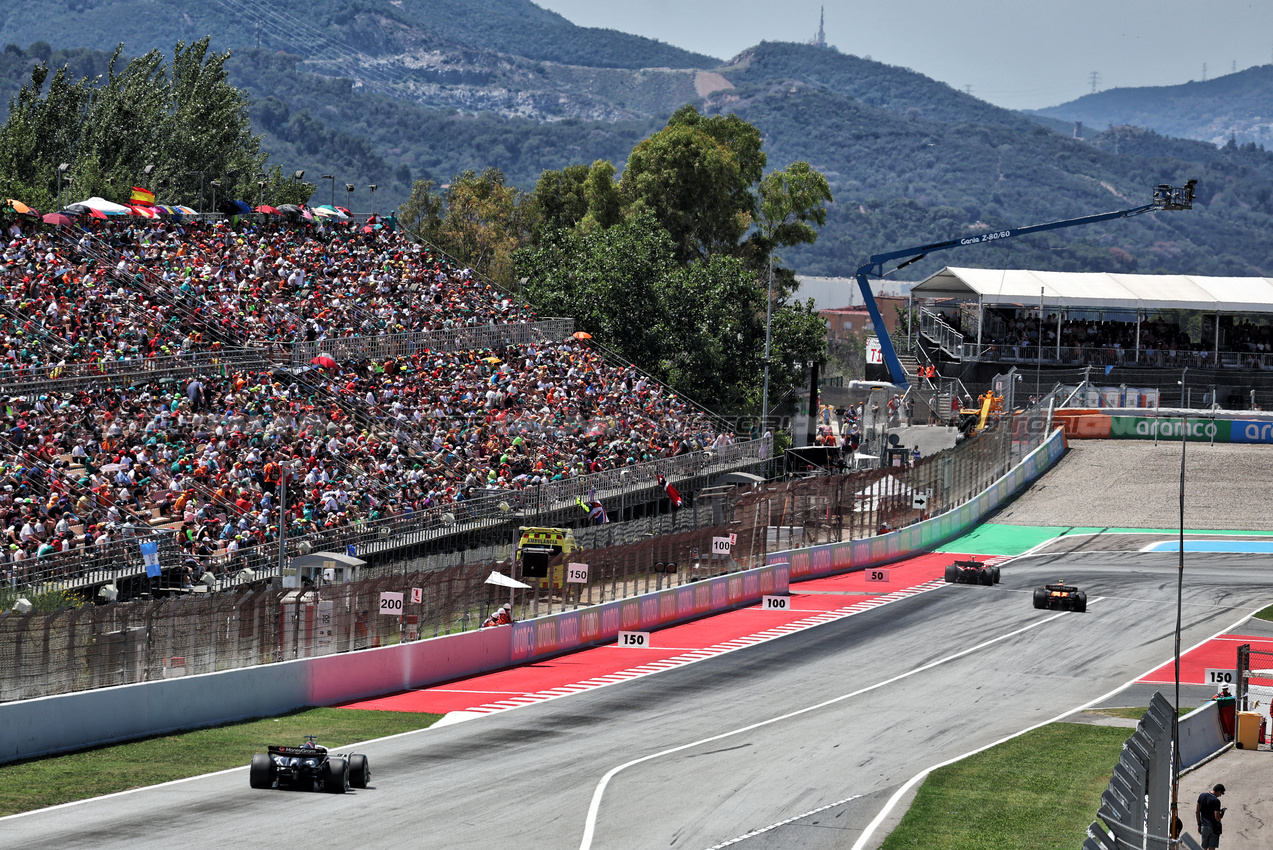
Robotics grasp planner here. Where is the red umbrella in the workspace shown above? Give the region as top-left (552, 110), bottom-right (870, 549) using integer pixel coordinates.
top-left (310, 355), bottom-right (338, 370)
top-left (255, 205), bottom-right (281, 215)
top-left (335, 206), bottom-right (352, 216)
top-left (43, 212), bottom-right (75, 227)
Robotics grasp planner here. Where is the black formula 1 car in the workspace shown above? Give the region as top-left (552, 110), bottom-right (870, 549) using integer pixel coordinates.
top-left (249, 736), bottom-right (371, 793)
top-left (1032, 580), bottom-right (1087, 613)
top-left (943, 558), bottom-right (1000, 586)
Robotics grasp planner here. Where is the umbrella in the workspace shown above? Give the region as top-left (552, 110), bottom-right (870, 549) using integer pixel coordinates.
top-left (5, 199), bottom-right (36, 216)
top-left (174, 205), bottom-right (198, 216)
top-left (42, 213), bottom-right (75, 227)
top-left (334, 206), bottom-right (352, 216)
top-left (62, 204), bottom-right (108, 220)
top-left (572, 332), bottom-right (593, 340)
top-left (482, 357), bottom-right (501, 365)
top-left (313, 205), bottom-right (348, 219)
top-left (254, 205), bottom-right (281, 215)
top-left (128, 205), bottom-right (158, 218)
top-left (217, 199), bottom-right (253, 216)
top-left (310, 355), bottom-right (338, 370)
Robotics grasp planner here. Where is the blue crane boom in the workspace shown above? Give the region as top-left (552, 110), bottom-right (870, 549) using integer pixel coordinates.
top-left (856, 180), bottom-right (1197, 387)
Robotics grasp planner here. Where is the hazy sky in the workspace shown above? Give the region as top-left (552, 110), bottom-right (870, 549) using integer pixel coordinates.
top-left (534, 0), bottom-right (1273, 110)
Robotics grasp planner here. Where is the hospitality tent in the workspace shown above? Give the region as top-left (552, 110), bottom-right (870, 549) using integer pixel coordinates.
top-left (908, 267), bottom-right (1273, 360)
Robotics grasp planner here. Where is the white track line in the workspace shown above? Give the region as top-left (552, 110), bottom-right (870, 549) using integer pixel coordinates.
top-left (578, 606), bottom-right (1076, 850)
top-left (846, 604), bottom-right (1259, 850)
top-left (704, 794), bottom-right (865, 849)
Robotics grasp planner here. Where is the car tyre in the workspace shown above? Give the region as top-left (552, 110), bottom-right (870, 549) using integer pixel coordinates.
top-left (1032, 588), bottom-right (1047, 609)
top-left (349, 754), bottom-right (370, 789)
top-left (979, 568), bottom-right (993, 586)
top-left (249, 754), bottom-right (274, 789)
top-left (944, 564), bottom-right (958, 583)
top-left (1072, 591), bottom-right (1087, 613)
top-left (326, 757), bottom-right (348, 793)
top-left (991, 567), bottom-right (1001, 584)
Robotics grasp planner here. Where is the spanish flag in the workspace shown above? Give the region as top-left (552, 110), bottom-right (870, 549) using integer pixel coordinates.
top-left (130, 186), bottom-right (155, 205)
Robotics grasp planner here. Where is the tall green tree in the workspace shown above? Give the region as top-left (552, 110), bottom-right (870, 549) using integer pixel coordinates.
top-left (0, 38), bottom-right (308, 211)
top-left (399, 168), bottom-right (531, 288)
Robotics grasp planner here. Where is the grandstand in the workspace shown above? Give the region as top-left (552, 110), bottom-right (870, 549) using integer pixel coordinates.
top-left (0, 214), bottom-right (758, 601)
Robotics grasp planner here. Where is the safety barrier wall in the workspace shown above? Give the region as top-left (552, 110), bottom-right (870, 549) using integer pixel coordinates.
top-left (0, 561), bottom-right (788, 763)
top-left (1177, 700), bottom-right (1228, 770)
top-left (1055, 409), bottom-right (1273, 444)
top-left (766, 427), bottom-right (1067, 577)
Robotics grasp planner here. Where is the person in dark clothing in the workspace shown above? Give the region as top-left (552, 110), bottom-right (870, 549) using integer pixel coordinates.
top-left (1196, 783), bottom-right (1225, 848)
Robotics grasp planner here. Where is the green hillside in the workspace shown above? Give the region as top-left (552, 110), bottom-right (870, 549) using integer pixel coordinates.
top-left (1031, 64), bottom-right (1273, 147)
top-left (0, 0), bottom-right (718, 70)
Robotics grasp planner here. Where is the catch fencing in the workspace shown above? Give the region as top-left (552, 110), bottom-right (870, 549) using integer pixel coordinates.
top-left (0, 410), bottom-right (1050, 702)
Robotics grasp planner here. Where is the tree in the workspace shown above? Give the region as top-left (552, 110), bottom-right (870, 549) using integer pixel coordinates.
top-left (399, 168), bottom-right (531, 288)
top-left (0, 38), bottom-right (307, 210)
top-left (618, 118), bottom-right (750, 264)
top-left (518, 208), bottom-right (829, 411)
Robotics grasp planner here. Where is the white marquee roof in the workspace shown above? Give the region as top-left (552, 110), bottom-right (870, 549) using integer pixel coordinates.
top-left (910, 267), bottom-right (1273, 313)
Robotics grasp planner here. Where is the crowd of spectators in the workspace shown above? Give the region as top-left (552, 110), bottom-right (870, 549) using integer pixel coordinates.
top-left (974, 309), bottom-right (1225, 366)
top-left (0, 214), bottom-right (735, 587)
top-left (0, 216), bottom-right (537, 374)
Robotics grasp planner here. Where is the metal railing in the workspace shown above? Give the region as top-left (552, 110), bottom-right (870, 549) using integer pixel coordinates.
top-left (3, 438), bottom-right (770, 597)
top-left (0, 349), bottom-right (275, 395)
top-left (289, 319), bottom-right (575, 366)
top-left (919, 307), bottom-right (967, 358)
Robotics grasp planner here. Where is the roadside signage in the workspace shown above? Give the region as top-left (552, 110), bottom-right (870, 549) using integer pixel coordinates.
top-left (762, 595), bottom-right (789, 610)
top-left (566, 563), bottom-right (589, 584)
top-left (866, 569), bottom-right (890, 583)
top-left (618, 631), bottom-right (649, 648)
top-left (379, 592), bottom-right (404, 616)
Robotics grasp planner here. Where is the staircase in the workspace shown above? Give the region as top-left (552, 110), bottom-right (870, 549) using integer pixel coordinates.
top-left (897, 353), bottom-right (921, 382)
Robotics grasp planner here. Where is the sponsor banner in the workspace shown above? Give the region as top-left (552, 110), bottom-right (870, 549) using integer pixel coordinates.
top-left (811, 545), bottom-right (833, 576)
top-left (658, 590), bottom-right (677, 622)
top-left (869, 535), bottom-right (887, 559)
top-left (621, 599), bottom-right (641, 630)
top-left (536, 619), bottom-right (558, 654)
top-left (1229, 420), bottom-right (1273, 444)
top-left (1110, 416), bottom-right (1230, 442)
top-left (580, 609), bottom-right (601, 643)
top-left (886, 532), bottom-right (901, 557)
top-left (600, 603), bottom-right (621, 636)
top-left (773, 562), bottom-right (790, 590)
top-left (511, 622), bottom-right (536, 662)
top-left (852, 538), bottom-right (872, 563)
top-left (557, 612), bottom-right (580, 648)
top-left (832, 541), bottom-right (852, 569)
top-left (677, 586), bottom-right (696, 618)
top-left (710, 580), bottom-right (728, 608)
top-left (640, 594), bottom-right (660, 628)
top-left (727, 574), bottom-right (745, 603)
top-left (694, 582), bottom-right (712, 613)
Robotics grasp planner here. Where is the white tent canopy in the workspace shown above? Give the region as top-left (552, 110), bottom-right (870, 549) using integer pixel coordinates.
top-left (911, 267), bottom-right (1273, 313)
top-left (75, 196), bottom-right (133, 215)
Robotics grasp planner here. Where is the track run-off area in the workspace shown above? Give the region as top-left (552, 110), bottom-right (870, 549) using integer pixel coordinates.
top-left (6, 441), bottom-right (1273, 849)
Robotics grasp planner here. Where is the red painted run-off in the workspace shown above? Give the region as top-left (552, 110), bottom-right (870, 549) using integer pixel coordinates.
top-left (1139, 634), bottom-right (1273, 685)
top-left (341, 553), bottom-right (965, 714)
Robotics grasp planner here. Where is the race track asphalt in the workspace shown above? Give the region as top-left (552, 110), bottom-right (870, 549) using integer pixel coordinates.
top-left (3, 549), bottom-right (1267, 850)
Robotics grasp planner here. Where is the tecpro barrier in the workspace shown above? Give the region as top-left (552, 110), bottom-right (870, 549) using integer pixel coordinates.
top-left (766, 427), bottom-right (1067, 576)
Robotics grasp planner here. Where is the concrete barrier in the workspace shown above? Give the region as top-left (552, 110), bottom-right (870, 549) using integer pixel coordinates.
top-left (1178, 700), bottom-right (1228, 770)
top-left (766, 427), bottom-right (1067, 575)
top-left (1, 661), bottom-right (310, 764)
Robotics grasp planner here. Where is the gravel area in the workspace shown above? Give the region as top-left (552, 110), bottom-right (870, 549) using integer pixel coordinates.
top-left (995, 440), bottom-right (1273, 531)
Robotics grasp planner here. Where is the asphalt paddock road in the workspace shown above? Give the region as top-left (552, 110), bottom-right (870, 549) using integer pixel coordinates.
top-left (4, 552), bottom-right (1269, 850)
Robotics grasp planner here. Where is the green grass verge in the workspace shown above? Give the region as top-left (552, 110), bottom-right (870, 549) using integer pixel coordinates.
top-left (1255, 604), bottom-right (1273, 622)
top-left (0, 707), bottom-right (440, 817)
top-left (1088, 706), bottom-right (1191, 720)
top-left (879, 722), bottom-right (1127, 850)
